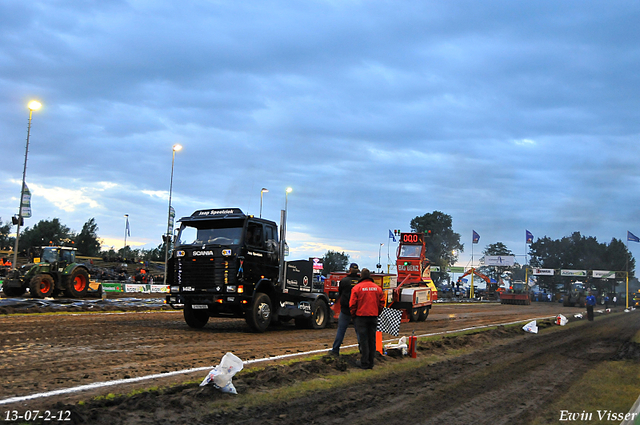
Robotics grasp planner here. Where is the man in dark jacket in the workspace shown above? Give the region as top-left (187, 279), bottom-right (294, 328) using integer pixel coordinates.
top-left (349, 268), bottom-right (385, 369)
top-left (329, 263), bottom-right (360, 356)
top-left (586, 291), bottom-right (596, 321)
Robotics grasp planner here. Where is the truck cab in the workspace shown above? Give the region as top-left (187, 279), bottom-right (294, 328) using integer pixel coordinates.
top-left (166, 208), bottom-right (330, 332)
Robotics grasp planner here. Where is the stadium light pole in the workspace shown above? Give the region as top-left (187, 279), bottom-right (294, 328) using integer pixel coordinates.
top-left (12, 100), bottom-right (41, 269)
top-left (260, 188), bottom-right (268, 218)
top-left (163, 144), bottom-right (182, 285)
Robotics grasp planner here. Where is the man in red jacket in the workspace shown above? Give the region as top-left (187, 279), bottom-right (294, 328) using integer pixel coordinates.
top-left (349, 268), bottom-right (385, 369)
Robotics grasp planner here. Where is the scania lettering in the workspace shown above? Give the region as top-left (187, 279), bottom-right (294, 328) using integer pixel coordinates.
top-left (165, 208), bottom-right (330, 332)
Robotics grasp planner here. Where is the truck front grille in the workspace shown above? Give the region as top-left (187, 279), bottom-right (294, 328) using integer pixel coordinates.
top-left (175, 257), bottom-right (236, 289)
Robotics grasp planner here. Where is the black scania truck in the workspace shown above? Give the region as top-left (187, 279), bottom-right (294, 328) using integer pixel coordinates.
top-left (165, 208), bottom-right (331, 332)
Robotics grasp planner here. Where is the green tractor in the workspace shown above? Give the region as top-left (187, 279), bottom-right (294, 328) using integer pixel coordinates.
top-left (2, 246), bottom-right (90, 298)
top-left (563, 281), bottom-right (587, 307)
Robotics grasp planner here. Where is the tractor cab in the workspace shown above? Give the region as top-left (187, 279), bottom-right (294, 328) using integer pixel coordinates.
top-left (38, 247), bottom-right (76, 265)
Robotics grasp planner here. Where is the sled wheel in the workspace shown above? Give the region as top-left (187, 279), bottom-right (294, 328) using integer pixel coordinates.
top-left (246, 292), bottom-right (272, 332)
top-left (418, 306), bottom-right (430, 321)
top-left (184, 304), bottom-right (209, 328)
top-left (409, 307), bottom-right (421, 322)
top-left (30, 274), bottom-right (55, 298)
top-left (65, 268), bottom-right (89, 298)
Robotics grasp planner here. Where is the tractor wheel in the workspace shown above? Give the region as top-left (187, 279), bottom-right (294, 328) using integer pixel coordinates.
top-left (409, 307), bottom-right (421, 322)
top-left (418, 306), bottom-right (430, 321)
top-left (65, 268), bottom-right (90, 298)
top-left (2, 286), bottom-right (25, 297)
top-left (309, 299), bottom-right (329, 329)
top-left (184, 305), bottom-right (209, 328)
top-left (246, 292), bottom-right (272, 332)
top-left (30, 274), bottom-right (55, 298)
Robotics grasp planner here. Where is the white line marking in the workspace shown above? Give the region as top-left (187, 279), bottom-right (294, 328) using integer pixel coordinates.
top-left (0, 315), bottom-right (556, 405)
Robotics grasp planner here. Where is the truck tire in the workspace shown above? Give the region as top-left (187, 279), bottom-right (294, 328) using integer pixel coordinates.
top-left (2, 286), bottom-right (25, 297)
top-left (246, 292), bottom-right (272, 332)
top-left (409, 307), bottom-right (421, 322)
top-left (30, 274), bottom-right (55, 298)
top-left (65, 268), bottom-right (90, 298)
top-left (418, 306), bottom-right (430, 321)
top-left (184, 305), bottom-right (209, 328)
top-left (310, 299), bottom-right (329, 329)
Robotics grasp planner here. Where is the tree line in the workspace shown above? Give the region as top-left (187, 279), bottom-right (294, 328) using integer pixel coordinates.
top-left (0, 218), bottom-right (167, 262)
top-left (319, 212), bottom-right (636, 293)
top-left (4, 214), bottom-right (636, 286)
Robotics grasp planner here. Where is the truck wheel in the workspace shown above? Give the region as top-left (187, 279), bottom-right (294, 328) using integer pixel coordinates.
top-left (409, 307), bottom-right (421, 322)
top-left (418, 306), bottom-right (430, 321)
top-left (184, 305), bottom-right (209, 328)
top-left (65, 268), bottom-right (90, 298)
top-left (2, 286), bottom-right (25, 297)
top-left (310, 299), bottom-right (329, 329)
top-left (30, 274), bottom-right (55, 298)
top-left (246, 292), bottom-right (272, 332)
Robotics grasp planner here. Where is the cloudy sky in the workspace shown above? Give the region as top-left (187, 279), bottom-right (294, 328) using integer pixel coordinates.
top-left (1, 0), bottom-right (639, 271)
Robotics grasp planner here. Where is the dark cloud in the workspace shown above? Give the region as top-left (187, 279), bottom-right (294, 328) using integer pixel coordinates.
top-left (1, 1), bottom-right (640, 267)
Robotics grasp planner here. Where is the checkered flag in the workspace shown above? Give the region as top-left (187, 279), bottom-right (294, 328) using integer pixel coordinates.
top-left (377, 307), bottom-right (402, 336)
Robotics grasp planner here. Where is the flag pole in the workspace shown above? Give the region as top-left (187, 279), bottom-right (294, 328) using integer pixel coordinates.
top-left (626, 237), bottom-right (629, 309)
top-left (471, 232), bottom-right (474, 300)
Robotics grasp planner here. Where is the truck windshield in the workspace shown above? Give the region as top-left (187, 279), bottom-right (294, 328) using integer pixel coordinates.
top-left (177, 222), bottom-right (244, 246)
top-left (399, 245), bottom-right (421, 258)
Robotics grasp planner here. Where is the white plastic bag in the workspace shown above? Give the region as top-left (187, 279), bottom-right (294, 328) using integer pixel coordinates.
top-left (574, 313), bottom-right (583, 319)
top-left (522, 320), bottom-right (538, 334)
top-left (555, 314), bottom-right (568, 326)
top-left (384, 336), bottom-right (408, 355)
top-left (200, 352), bottom-right (244, 394)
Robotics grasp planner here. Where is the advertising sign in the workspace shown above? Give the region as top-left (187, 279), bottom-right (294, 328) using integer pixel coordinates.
top-left (21, 185), bottom-right (32, 218)
top-left (484, 256), bottom-right (516, 266)
top-left (560, 269), bottom-right (587, 277)
top-left (592, 270), bottom-right (615, 279)
top-left (311, 257), bottom-right (323, 271)
top-left (284, 260), bottom-right (313, 293)
top-left (533, 268), bottom-right (555, 276)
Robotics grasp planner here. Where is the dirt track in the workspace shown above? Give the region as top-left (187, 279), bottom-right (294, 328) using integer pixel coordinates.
top-left (1, 301), bottom-right (637, 424)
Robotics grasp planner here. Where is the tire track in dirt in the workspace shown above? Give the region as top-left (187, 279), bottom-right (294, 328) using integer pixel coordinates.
top-left (311, 313), bottom-right (640, 425)
top-left (0, 303), bottom-right (586, 407)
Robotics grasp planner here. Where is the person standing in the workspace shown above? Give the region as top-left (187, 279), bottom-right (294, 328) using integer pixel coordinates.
top-left (586, 291), bottom-right (596, 321)
top-left (329, 263), bottom-right (360, 356)
top-left (349, 268), bottom-right (385, 369)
